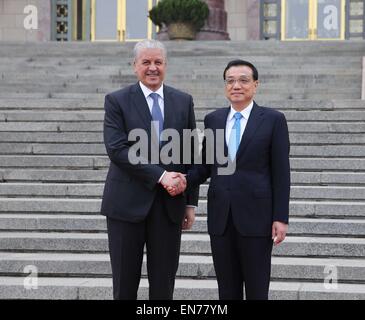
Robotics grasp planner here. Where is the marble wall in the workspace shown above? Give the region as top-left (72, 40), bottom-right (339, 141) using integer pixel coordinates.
top-left (0, 0), bottom-right (51, 41)
top-left (225, 0), bottom-right (260, 41)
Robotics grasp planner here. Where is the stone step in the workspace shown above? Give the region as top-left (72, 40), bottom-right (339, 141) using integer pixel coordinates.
top-left (1, 53), bottom-right (361, 62)
top-left (1, 54), bottom-right (361, 66)
top-left (0, 79), bottom-right (359, 92)
top-left (1, 143), bottom-right (365, 158)
top-left (1, 155), bottom-right (364, 179)
top-left (1, 57), bottom-right (340, 67)
top-left (0, 253), bottom-right (364, 283)
top-left (290, 146), bottom-right (365, 157)
top-left (2, 121), bottom-right (365, 133)
top-left (0, 83), bottom-right (358, 98)
top-left (1, 159), bottom-right (364, 182)
top-left (0, 110), bottom-right (104, 122)
top-left (1, 57), bottom-right (359, 66)
top-left (290, 159), bottom-right (365, 171)
top-left (1, 38), bottom-right (363, 48)
top-left (0, 83), bottom-right (359, 96)
top-left (0, 143), bottom-right (107, 155)
top-left (1, 70), bottom-right (359, 80)
top-left (0, 183), bottom-right (104, 198)
top-left (0, 156), bottom-right (107, 169)
top-left (0, 89), bottom-right (358, 100)
top-left (1, 131), bottom-right (364, 144)
top-left (0, 46), bottom-right (363, 63)
top-left (0, 214), bottom-right (364, 237)
top-left (1, 99), bottom-right (364, 111)
top-left (0, 169), bottom-right (109, 182)
top-left (290, 171), bottom-right (365, 186)
top-left (1, 170), bottom-right (365, 187)
top-left (0, 232), bottom-right (364, 257)
top-left (289, 186), bottom-right (365, 200)
top-left (2, 70), bottom-right (360, 81)
top-left (1, 47), bottom-right (361, 57)
top-left (1, 276), bottom-right (365, 299)
top-left (2, 91), bottom-right (363, 104)
top-left (1, 183), bottom-right (365, 201)
top-left (288, 122), bottom-right (365, 133)
top-left (0, 78), bottom-right (358, 91)
top-left (0, 198), bottom-right (363, 218)
top-left (2, 110), bottom-right (365, 122)
top-left (0, 93), bottom-right (105, 100)
top-left (0, 122), bottom-right (104, 132)
top-left (201, 110), bottom-right (365, 122)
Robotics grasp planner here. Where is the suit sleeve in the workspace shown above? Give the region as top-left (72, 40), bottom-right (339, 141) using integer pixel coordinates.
top-left (271, 112), bottom-right (291, 224)
top-left (185, 96), bottom-right (200, 206)
top-left (103, 93), bottom-right (164, 191)
top-left (187, 114), bottom-right (212, 190)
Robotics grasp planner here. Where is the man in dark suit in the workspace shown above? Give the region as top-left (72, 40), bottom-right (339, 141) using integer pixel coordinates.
top-left (175, 60), bottom-right (290, 300)
top-left (101, 40), bottom-right (199, 300)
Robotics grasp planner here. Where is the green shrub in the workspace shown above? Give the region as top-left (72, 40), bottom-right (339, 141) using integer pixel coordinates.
top-left (149, 0), bottom-right (209, 31)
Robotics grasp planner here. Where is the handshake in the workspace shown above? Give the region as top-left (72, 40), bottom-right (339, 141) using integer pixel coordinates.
top-left (160, 171), bottom-right (187, 196)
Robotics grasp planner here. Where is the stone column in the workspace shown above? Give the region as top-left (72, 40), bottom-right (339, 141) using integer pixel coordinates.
top-left (196, 0), bottom-right (230, 40)
top-left (246, 0), bottom-right (260, 40)
top-left (157, 0), bottom-right (229, 40)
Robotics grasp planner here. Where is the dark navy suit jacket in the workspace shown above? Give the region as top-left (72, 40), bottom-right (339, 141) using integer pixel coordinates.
top-left (188, 102), bottom-right (290, 236)
top-left (101, 83), bottom-right (199, 224)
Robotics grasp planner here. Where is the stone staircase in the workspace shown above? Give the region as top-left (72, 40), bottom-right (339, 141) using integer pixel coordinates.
top-left (0, 41), bottom-right (364, 299)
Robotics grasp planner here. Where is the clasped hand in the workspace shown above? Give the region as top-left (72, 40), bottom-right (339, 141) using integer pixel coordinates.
top-left (161, 172), bottom-right (187, 196)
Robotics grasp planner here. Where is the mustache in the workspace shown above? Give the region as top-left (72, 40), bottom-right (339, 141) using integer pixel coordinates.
top-left (146, 72), bottom-right (159, 75)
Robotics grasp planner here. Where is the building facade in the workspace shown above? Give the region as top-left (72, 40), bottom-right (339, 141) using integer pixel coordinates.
top-left (0, 0), bottom-right (364, 41)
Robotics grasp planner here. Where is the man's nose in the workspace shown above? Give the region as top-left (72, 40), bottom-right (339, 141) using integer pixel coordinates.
top-left (232, 81), bottom-right (241, 89)
top-left (149, 63), bottom-right (157, 71)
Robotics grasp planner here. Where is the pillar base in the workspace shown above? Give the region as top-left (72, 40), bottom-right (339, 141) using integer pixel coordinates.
top-left (156, 0), bottom-right (229, 41)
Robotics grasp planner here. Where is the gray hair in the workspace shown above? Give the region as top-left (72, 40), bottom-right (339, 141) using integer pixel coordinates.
top-left (133, 39), bottom-right (167, 61)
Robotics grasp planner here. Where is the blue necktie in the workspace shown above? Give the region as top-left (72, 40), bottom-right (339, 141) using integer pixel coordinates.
top-left (150, 93), bottom-right (163, 143)
top-left (228, 112), bottom-right (243, 160)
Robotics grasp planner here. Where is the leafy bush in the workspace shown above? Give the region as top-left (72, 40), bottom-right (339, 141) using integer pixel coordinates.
top-left (149, 0), bottom-right (209, 31)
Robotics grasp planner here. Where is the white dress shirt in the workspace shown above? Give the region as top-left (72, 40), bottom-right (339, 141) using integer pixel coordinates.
top-left (138, 82), bottom-right (194, 208)
top-left (225, 101), bottom-right (254, 147)
top-left (139, 81), bottom-right (164, 119)
top-left (138, 82), bottom-right (167, 183)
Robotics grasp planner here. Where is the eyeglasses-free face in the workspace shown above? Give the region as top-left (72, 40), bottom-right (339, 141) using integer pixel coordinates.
top-left (224, 65), bottom-right (259, 110)
top-left (134, 48), bottom-right (166, 92)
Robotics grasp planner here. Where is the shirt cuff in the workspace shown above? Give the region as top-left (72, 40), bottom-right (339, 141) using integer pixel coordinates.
top-left (186, 205), bottom-right (197, 208)
top-left (158, 170), bottom-right (167, 184)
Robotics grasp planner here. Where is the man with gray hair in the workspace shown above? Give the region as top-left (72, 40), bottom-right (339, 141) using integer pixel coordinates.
top-left (101, 39), bottom-right (199, 299)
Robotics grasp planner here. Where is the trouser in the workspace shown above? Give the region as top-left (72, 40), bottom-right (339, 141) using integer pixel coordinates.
top-left (107, 191), bottom-right (182, 300)
top-left (210, 213), bottom-right (273, 300)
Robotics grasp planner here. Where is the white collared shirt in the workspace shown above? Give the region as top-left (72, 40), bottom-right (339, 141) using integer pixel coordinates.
top-left (139, 81), bottom-right (195, 208)
top-left (225, 101), bottom-right (254, 146)
top-left (139, 81), bottom-right (164, 119)
top-left (138, 82), bottom-right (167, 184)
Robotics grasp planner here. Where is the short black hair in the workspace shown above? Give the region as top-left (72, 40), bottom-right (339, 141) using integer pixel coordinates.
top-left (223, 60), bottom-right (258, 81)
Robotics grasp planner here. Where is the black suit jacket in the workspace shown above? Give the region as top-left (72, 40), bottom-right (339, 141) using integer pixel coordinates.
top-left (101, 83), bottom-right (199, 224)
top-left (188, 102), bottom-right (290, 236)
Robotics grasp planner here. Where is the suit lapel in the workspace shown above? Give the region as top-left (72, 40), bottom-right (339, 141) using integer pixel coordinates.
top-left (216, 107), bottom-right (230, 157)
top-left (131, 83), bottom-right (152, 132)
top-left (236, 102), bottom-right (265, 159)
top-left (162, 86), bottom-right (174, 132)
top-left (160, 86), bottom-right (175, 148)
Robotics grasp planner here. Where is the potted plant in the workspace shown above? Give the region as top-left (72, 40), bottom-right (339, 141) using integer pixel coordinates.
top-left (149, 0), bottom-right (209, 40)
